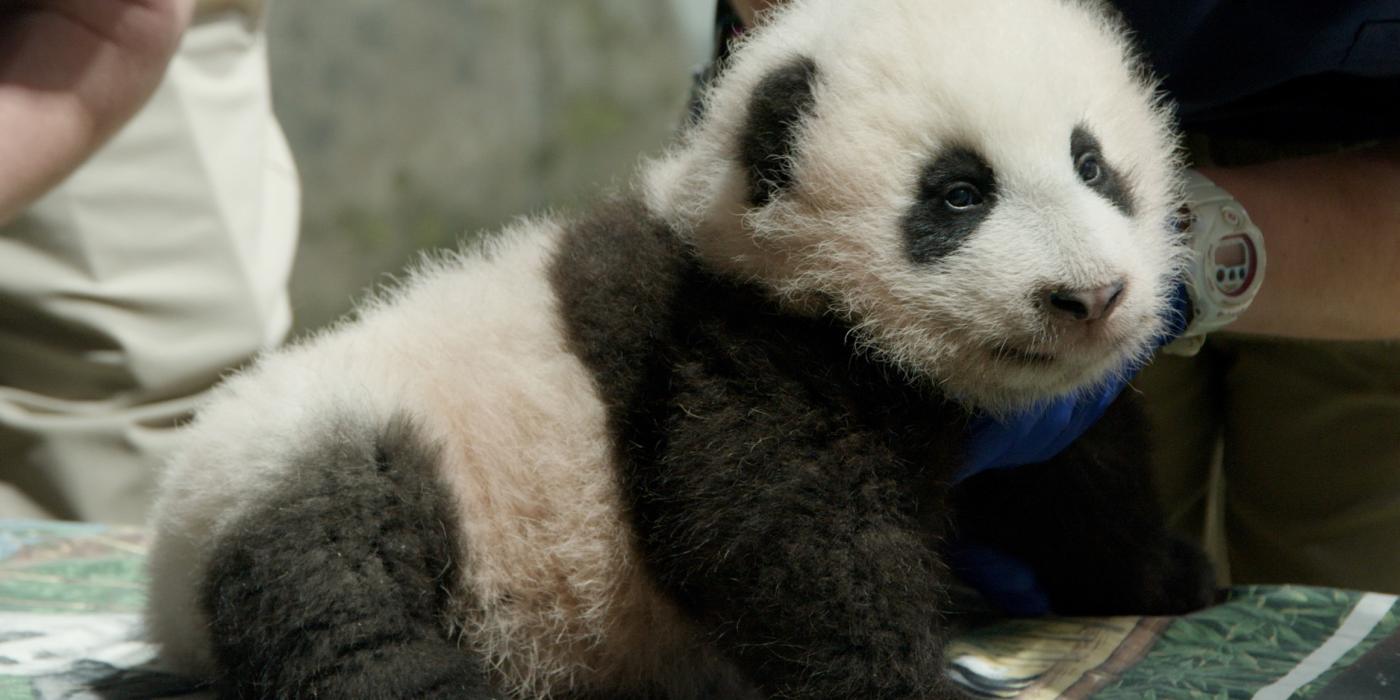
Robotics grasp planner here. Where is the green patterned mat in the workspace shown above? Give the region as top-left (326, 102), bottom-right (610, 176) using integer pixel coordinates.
top-left (2, 519), bottom-right (1397, 699)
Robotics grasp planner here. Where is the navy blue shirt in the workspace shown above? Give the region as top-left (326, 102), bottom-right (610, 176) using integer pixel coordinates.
top-left (1112, 1), bottom-right (1400, 140)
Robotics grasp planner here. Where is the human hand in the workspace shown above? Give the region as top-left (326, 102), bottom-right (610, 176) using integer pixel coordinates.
top-left (957, 380), bottom-right (1124, 482)
top-left (949, 541), bottom-right (1051, 616)
top-left (0, 0), bottom-right (194, 221)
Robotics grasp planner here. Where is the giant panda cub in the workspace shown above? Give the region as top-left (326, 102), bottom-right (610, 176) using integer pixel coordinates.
top-left (147, 0), bottom-right (1215, 698)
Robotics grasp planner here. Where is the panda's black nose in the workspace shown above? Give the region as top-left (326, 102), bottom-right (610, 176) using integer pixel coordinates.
top-left (1042, 280), bottom-right (1126, 323)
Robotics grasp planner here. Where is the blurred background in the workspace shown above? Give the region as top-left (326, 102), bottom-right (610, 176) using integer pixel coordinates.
top-left (266, 0), bottom-right (714, 332)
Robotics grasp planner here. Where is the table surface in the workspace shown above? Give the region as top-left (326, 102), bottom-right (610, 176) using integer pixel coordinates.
top-left (2, 518), bottom-right (1397, 700)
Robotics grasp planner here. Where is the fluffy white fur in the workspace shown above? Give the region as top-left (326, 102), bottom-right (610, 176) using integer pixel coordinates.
top-left (646, 0), bottom-right (1185, 412)
top-left (147, 225), bottom-right (709, 697)
top-left (147, 0), bottom-right (1184, 696)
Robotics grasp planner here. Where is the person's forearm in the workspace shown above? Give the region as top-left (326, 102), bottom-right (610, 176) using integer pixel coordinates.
top-left (0, 0), bottom-right (194, 223)
top-left (1201, 142), bottom-right (1400, 340)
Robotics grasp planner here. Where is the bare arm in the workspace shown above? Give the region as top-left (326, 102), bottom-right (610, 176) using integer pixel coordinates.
top-left (1203, 142), bottom-right (1400, 340)
top-left (0, 0), bottom-right (195, 224)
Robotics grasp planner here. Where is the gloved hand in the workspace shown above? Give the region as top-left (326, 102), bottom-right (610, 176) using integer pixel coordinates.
top-left (955, 381), bottom-right (1124, 483)
top-left (949, 541), bottom-right (1051, 617)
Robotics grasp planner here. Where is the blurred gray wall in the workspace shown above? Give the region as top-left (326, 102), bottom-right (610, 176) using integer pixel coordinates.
top-left (267, 1), bottom-right (711, 332)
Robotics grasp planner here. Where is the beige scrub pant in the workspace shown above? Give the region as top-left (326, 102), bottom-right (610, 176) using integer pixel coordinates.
top-left (0, 8), bottom-right (298, 524)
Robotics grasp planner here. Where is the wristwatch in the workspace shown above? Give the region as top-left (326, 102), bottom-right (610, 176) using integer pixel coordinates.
top-left (1161, 169), bottom-right (1267, 356)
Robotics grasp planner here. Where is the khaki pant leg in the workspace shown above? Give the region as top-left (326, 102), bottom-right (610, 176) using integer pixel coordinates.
top-left (0, 482), bottom-right (53, 520)
top-left (1219, 337), bottom-right (1400, 592)
top-left (1136, 347), bottom-right (1231, 583)
top-left (0, 11), bottom-right (298, 524)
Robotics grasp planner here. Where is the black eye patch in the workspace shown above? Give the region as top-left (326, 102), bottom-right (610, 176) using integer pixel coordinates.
top-left (1070, 125), bottom-right (1135, 217)
top-left (902, 146), bottom-right (998, 264)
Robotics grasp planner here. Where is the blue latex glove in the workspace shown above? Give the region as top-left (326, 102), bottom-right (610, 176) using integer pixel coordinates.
top-left (956, 382), bottom-right (1124, 483)
top-left (949, 541), bottom-right (1051, 617)
top-left (949, 380), bottom-right (1126, 615)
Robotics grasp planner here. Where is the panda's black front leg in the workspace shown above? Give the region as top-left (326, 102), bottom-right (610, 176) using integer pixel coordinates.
top-left (951, 394), bottom-right (1216, 617)
top-left (623, 364), bottom-right (964, 699)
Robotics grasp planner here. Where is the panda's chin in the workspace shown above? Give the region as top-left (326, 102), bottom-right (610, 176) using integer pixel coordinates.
top-left (955, 334), bottom-right (1144, 413)
top-left (988, 345), bottom-right (1058, 366)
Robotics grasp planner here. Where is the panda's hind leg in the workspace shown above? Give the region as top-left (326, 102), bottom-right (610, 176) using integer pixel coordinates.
top-left (199, 414), bottom-right (500, 699)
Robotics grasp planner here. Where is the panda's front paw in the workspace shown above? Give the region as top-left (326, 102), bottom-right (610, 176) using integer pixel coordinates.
top-left (1039, 534), bottom-right (1217, 617)
top-left (1102, 533), bottom-right (1217, 616)
top-left (1150, 534), bottom-right (1218, 615)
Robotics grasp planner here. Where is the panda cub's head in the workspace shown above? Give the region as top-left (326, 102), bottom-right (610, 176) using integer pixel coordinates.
top-left (645, 0), bottom-right (1186, 413)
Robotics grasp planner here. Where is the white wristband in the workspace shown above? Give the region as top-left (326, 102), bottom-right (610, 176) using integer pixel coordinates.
top-left (1161, 169), bottom-right (1267, 356)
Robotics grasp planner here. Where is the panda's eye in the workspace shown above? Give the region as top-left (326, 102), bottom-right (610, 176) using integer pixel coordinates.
top-left (942, 183), bottom-right (984, 210)
top-left (1076, 152), bottom-right (1104, 184)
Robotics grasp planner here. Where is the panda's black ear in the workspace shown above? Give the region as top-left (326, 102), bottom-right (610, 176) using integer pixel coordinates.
top-left (739, 56), bottom-right (819, 207)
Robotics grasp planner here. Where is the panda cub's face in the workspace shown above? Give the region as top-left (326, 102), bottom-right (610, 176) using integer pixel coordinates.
top-left (647, 0), bottom-right (1185, 413)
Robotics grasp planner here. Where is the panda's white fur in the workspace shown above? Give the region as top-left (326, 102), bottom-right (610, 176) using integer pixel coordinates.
top-left (148, 224), bottom-right (715, 696)
top-left (146, 0), bottom-right (1186, 697)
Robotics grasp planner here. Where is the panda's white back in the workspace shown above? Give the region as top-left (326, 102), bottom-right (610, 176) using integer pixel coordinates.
top-left (147, 220), bottom-right (705, 696)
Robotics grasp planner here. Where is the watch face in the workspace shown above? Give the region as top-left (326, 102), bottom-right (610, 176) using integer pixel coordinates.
top-left (1211, 234), bottom-right (1257, 297)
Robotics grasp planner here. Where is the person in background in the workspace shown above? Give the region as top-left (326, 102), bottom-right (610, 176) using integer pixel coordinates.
top-left (722, 0), bottom-right (1400, 592)
top-left (0, 0), bottom-right (298, 523)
